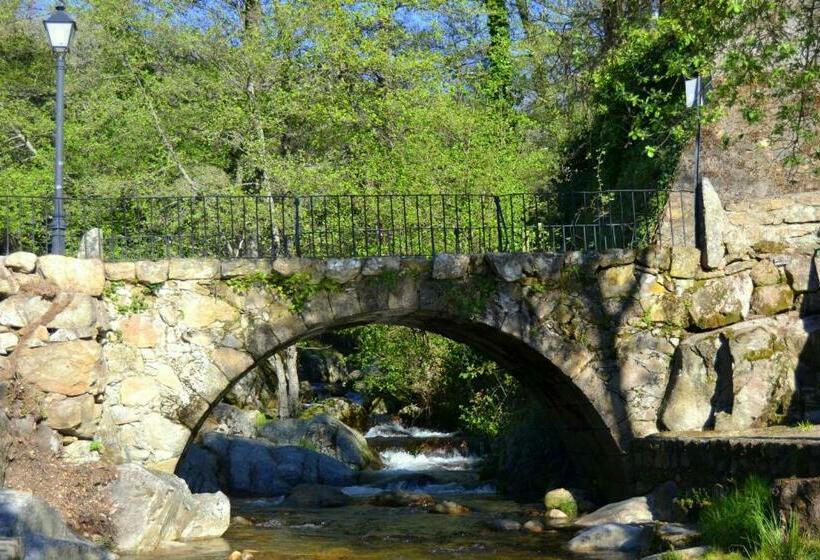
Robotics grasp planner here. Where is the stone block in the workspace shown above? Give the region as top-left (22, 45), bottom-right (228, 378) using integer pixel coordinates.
top-left (751, 284), bottom-right (794, 316)
top-left (77, 228), bottom-right (104, 259)
top-left (48, 294), bottom-right (99, 330)
top-left (361, 256), bottom-right (401, 276)
top-left (637, 245), bottom-right (671, 271)
top-left (38, 256), bottom-right (105, 296)
top-left (119, 315), bottom-right (164, 348)
top-left (324, 258), bottom-right (361, 283)
top-left (168, 258), bottom-right (220, 280)
top-left (104, 262), bottom-right (136, 282)
top-left (432, 253), bottom-right (470, 280)
top-left (750, 259), bottom-right (781, 287)
top-left (43, 393), bottom-right (97, 437)
top-left (135, 261), bottom-right (168, 284)
top-left (120, 376), bottom-right (161, 407)
top-left (598, 264), bottom-right (636, 299)
top-left (16, 340), bottom-right (103, 396)
top-left (669, 247), bottom-right (701, 279)
top-left (0, 295), bottom-right (50, 328)
top-left (220, 259), bottom-right (272, 279)
top-left (0, 266), bottom-right (19, 296)
top-left (485, 253), bottom-right (525, 282)
top-left (785, 254), bottom-right (820, 293)
top-left (4, 252), bottom-right (37, 273)
top-left (688, 273), bottom-right (753, 329)
top-left (178, 293), bottom-right (238, 328)
top-left (211, 348), bottom-right (254, 381)
top-left (701, 178), bottom-right (726, 269)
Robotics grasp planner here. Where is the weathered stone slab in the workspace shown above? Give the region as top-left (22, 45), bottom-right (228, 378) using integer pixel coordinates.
top-left (119, 315), bottom-right (164, 348)
top-left (16, 340), bottom-right (103, 396)
top-left (168, 258), bottom-right (220, 280)
top-left (701, 178), bottom-right (725, 269)
top-left (688, 273), bottom-right (753, 329)
top-left (135, 261), bottom-right (169, 284)
top-left (324, 258), bottom-right (361, 283)
top-left (669, 247), bottom-right (701, 279)
top-left (750, 284), bottom-right (793, 316)
top-left (4, 252), bottom-right (37, 273)
top-left (38, 255), bottom-right (105, 296)
top-left (432, 253), bottom-right (470, 280)
top-left (104, 262), bottom-right (136, 281)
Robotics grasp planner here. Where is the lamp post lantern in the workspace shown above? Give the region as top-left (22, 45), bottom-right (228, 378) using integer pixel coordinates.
top-left (43, 1), bottom-right (77, 255)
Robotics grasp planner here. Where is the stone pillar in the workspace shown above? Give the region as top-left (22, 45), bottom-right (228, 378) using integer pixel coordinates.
top-left (700, 178), bottom-right (725, 269)
top-left (77, 228), bottom-right (104, 259)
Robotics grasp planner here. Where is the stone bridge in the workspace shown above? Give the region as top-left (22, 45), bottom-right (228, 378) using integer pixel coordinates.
top-left (1, 188), bottom-right (819, 497)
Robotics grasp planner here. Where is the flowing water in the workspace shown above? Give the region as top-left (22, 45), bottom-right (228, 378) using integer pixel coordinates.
top-left (131, 422), bottom-right (632, 560)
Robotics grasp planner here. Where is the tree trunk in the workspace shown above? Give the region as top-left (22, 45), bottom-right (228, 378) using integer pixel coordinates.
top-left (263, 346), bottom-right (300, 419)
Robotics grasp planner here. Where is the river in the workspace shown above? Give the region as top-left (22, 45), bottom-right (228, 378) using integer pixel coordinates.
top-left (131, 422), bottom-right (630, 560)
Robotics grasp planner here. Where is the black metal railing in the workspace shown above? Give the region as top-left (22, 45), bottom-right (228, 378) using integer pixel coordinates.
top-left (0, 189), bottom-right (689, 261)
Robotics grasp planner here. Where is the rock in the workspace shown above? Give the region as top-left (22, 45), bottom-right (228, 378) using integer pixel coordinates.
top-left (669, 247), bottom-right (701, 279)
top-left (432, 254), bottom-right (470, 280)
top-left (282, 484), bottom-right (352, 508)
top-left (486, 253), bottom-right (525, 282)
top-left (49, 294), bottom-right (102, 330)
top-left (16, 340), bottom-right (103, 396)
top-left (544, 488), bottom-right (578, 517)
top-left (429, 501), bottom-right (470, 515)
top-left (230, 516), bottom-right (253, 527)
top-left (522, 519), bottom-right (544, 533)
top-left (0, 415), bottom-right (11, 486)
top-left (637, 245), bottom-right (671, 271)
top-left (750, 260), bottom-right (781, 287)
top-left (785, 254), bottom-right (820, 293)
top-left (104, 262), bottom-right (136, 281)
top-left (0, 266), bottom-right (19, 296)
top-left (259, 414), bottom-right (378, 470)
top-left (0, 332), bottom-right (17, 354)
top-left (688, 273), bottom-right (753, 329)
top-left (177, 444), bottom-right (221, 494)
top-left (135, 261), bottom-right (169, 284)
top-left (178, 292), bottom-right (238, 328)
top-left (568, 523), bottom-right (653, 553)
top-left (369, 491), bottom-right (435, 508)
top-left (0, 490), bottom-right (114, 559)
top-left (772, 477), bottom-right (820, 532)
top-left (119, 376), bottom-right (161, 407)
top-left (300, 397), bottom-right (367, 432)
top-left (641, 546), bottom-right (713, 560)
top-left (324, 259), bottom-right (361, 283)
top-left (106, 463), bottom-right (229, 553)
top-left (62, 440), bottom-right (101, 464)
top-left (202, 403), bottom-right (258, 439)
top-left (199, 433), bottom-right (355, 497)
top-left (168, 258), bottom-right (221, 280)
top-left (43, 393), bottom-right (97, 437)
top-left (750, 283), bottom-right (793, 316)
top-left (488, 519), bottom-right (521, 531)
top-left (598, 264), bottom-right (636, 299)
top-left (77, 228), bottom-right (104, 259)
top-left (38, 256), bottom-right (105, 296)
top-left (547, 509), bottom-right (568, 520)
top-left (0, 295), bottom-right (51, 328)
top-left (575, 497), bottom-right (654, 527)
top-left (361, 257), bottom-right (401, 276)
top-left (119, 315), bottom-right (163, 348)
top-left (656, 523), bottom-right (700, 549)
top-left (701, 178), bottom-right (725, 269)
top-left (5, 252), bottom-right (37, 273)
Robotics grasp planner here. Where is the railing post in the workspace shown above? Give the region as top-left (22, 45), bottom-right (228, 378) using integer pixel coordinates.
top-left (494, 196), bottom-right (504, 252)
top-left (294, 196), bottom-right (302, 258)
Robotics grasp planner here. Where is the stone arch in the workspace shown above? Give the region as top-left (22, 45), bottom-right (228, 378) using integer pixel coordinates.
top-left (151, 259), bottom-right (633, 494)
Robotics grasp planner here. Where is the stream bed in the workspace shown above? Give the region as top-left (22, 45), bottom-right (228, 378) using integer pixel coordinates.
top-left (127, 422), bottom-right (632, 560)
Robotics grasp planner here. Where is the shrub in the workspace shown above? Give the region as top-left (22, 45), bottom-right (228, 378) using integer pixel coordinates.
top-left (752, 513), bottom-right (820, 560)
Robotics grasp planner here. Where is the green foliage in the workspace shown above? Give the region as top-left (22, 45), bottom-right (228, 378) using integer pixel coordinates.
top-left (254, 411), bottom-right (268, 429)
top-left (227, 271), bottom-right (340, 313)
top-left (439, 276), bottom-right (497, 319)
top-left (699, 476), bottom-right (772, 552)
top-left (89, 440), bottom-right (103, 453)
top-left (752, 513), bottom-right (820, 560)
top-left (795, 420), bottom-right (814, 432)
top-left (346, 324), bottom-right (518, 436)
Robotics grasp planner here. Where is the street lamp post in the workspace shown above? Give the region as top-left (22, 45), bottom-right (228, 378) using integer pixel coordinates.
top-left (43, 2), bottom-right (77, 256)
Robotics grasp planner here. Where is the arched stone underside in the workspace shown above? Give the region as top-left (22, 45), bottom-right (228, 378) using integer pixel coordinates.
top-left (95, 253), bottom-right (666, 498)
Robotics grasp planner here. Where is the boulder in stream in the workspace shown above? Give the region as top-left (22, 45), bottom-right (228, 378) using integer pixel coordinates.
top-left (568, 523), bottom-right (653, 553)
top-left (190, 432), bottom-right (355, 497)
top-left (259, 413), bottom-right (379, 470)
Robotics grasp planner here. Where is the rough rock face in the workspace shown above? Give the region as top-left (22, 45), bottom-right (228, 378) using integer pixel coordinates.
top-left (772, 477), bottom-right (820, 532)
top-left (106, 463), bottom-right (230, 553)
top-left (259, 414), bottom-right (378, 470)
top-left (181, 432), bottom-right (355, 497)
top-left (662, 315), bottom-right (806, 431)
top-left (568, 523), bottom-right (653, 553)
top-left (281, 484), bottom-right (352, 508)
top-left (0, 490), bottom-right (114, 560)
top-left (200, 403), bottom-right (259, 439)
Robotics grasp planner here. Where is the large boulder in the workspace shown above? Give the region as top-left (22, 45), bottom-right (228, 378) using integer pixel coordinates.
top-left (300, 398), bottom-right (368, 432)
top-left (259, 414), bottom-right (378, 470)
top-left (198, 433), bottom-right (355, 497)
top-left (0, 490), bottom-right (114, 560)
top-left (772, 477), bottom-right (820, 533)
top-left (200, 403), bottom-right (258, 439)
top-left (568, 523), bottom-right (653, 553)
top-left (575, 483), bottom-right (679, 528)
top-left (106, 463), bottom-right (229, 553)
top-left (176, 444), bottom-right (221, 494)
top-left (662, 315), bottom-right (802, 431)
